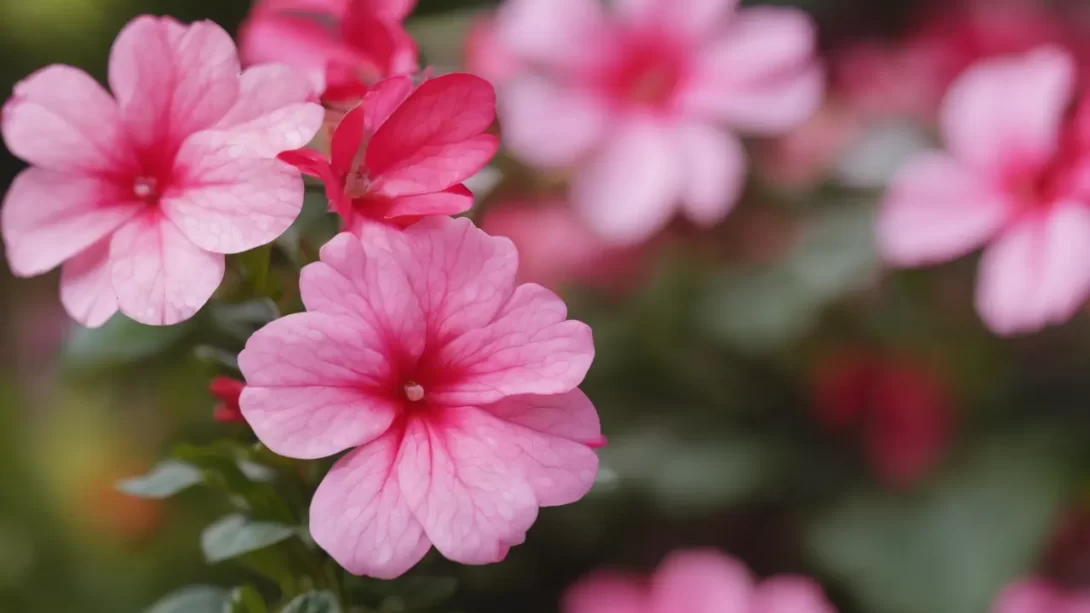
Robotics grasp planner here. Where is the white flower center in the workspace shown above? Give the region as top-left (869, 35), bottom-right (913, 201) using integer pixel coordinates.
top-left (133, 176), bottom-right (158, 200)
top-left (403, 381), bottom-right (425, 402)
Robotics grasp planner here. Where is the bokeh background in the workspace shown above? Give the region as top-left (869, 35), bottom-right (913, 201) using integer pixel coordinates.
top-left (5, 0), bottom-right (1090, 612)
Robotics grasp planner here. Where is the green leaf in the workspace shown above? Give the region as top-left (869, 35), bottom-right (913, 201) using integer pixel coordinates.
top-left (117, 460), bottom-right (203, 499)
top-left (225, 585), bottom-right (266, 613)
top-left (281, 591), bottom-right (341, 613)
top-left (398, 577), bottom-right (459, 610)
top-left (193, 345), bottom-right (240, 371)
top-left (145, 586), bottom-right (228, 613)
top-left (210, 299), bottom-right (280, 341)
top-left (64, 313), bottom-right (194, 368)
top-left (201, 514), bottom-right (296, 563)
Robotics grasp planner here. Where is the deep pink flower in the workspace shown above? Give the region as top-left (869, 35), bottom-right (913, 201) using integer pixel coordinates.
top-left (210, 377), bottom-right (247, 424)
top-left (878, 46), bottom-right (1090, 334)
top-left (238, 217), bottom-right (601, 577)
top-left (240, 0), bottom-right (418, 102)
top-left (992, 578), bottom-right (1090, 613)
top-left (279, 74), bottom-right (497, 237)
top-left (0, 16), bottom-right (323, 327)
top-left (483, 0), bottom-right (823, 245)
top-left (564, 549), bottom-right (837, 613)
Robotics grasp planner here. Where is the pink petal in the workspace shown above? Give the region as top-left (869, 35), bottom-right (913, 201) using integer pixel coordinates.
top-left (465, 16), bottom-right (525, 85)
top-left (238, 312), bottom-right (399, 458)
top-left (430, 283), bottom-right (594, 406)
top-left (572, 119), bottom-right (682, 245)
top-left (494, 0), bottom-right (607, 67)
top-left (878, 152), bottom-right (1012, 266)
top-left (650, 550), bottom-right (754, 613)
top-left (615, 0), bottom-right (738, 39)
top-left (0, 168), bottom-right (142, 276)
top-left (479, 390), bottom-right (601, 505)
top-left (563, 573), bottom-right (647, 613)
top-left (383, 184), bottom-right (474, 220)
top-left (993, 578), bottom-right (1068, 613)
top-left (109, 213), bottom-right (226, 326)
top-left (682, 7), bottom-right (823, 133)
top-left (59, 241), bottom-right (118, 328)
top-left (239, 12), bottom-right (346, 94)
top-left (108, 16), bottom-right (241, 152)
top-left (397, 411), bottom-right (540, 565)
top-left (310, 429), bottom-right (431, 578)
top-left (161, 134), bottom-right (306, 254)
top-left (499, 76), bottom-right (607, 168)
top-left (975, 202), bottom-right (1090, 335)
top-left (2, 65), bottom-right (136, 173)
top-left (340, 10), bottom-right (418, 77)
top-left (676, 122), bottom-right (746, 227)
top-left (367, 74), bottom-right (499, 197)
top-left (331, 76), bottom-right (414, 175)
top-left (356, 0), bottom-right (417, 21)
top-left (751, 577), bottom-right (836, 613)
top-left (209, 64), bottom-right (324, 157)
top-left (941, 46), bottom-right (1074, 174)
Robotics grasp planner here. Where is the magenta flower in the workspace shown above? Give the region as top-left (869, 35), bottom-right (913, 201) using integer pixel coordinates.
top-left (992, 578), bottom-right (1090, 613)
top-left (484, 0), bottom-right (823, 245)
top-left (279, 74), bottom-right (498, 236)
top-left (877, 46), bottom-right (1090, 335)
top-left (564, 549), bottom-right (837, 613)
top-left (240, 0), bottom-right (418, 102)
top-left (238, 217), bottom-right (601, 578)
top-left (1, 16), bottom-right (323, 327)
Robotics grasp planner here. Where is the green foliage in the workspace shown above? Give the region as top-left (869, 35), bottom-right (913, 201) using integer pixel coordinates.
top-left (281, 591), bottom-right (341, 613)
top-left (117, 460), bottom-right (203, 499)
top-left (201, 514), bottom-right (297, 564)
top-left (145, 587), bottom-right (228, 613)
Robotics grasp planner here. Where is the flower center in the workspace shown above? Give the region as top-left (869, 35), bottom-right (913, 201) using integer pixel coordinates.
top-left (403, 381), bottom-right (425, 403)
top-left (344, 170), bottom-right (370, 199)
top-left (133, 176), bottom-right (160, 202)
top-left (608, 36), bottom-right (685, 110)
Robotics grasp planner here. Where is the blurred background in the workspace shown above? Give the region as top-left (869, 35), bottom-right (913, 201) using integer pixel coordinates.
top-left (5, 0), bottom-right (1090, 611)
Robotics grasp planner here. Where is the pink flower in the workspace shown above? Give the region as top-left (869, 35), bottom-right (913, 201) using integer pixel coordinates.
top-left (238, 216), bottom-right (601, 578)
top-left (878, 46), bottom-right (1090, 335)
top-left (240, 0), bottom-right (418, 102)
top-left (0, 16), bottom-right (323, 327)
top-left (279, 74), bottom-right (498, 237)
top-left (485, 0), bottom-right (823, 245)
top-left (992, 578), bottom-right (1090, 613)
top-left (564, 549), bottom-right (837, 613)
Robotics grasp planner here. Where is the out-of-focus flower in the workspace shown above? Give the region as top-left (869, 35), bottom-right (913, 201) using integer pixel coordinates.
top-left (481, 0), bottom-right (823, 245)
top-left (757, 102), bottom-right (864, 190)
top-left (481, 200), bottom-right (649, 291)
top-left (210, 377), bottom-right (246, 424)
top-left (464, 16), bottom-right (524, 86)
top-left (240, 0), bottom-right (418, 102)
top-left (239, 217), bottom-right (600, 578)
top-left (878, 46), bottom-right (1090, 335)
top-left (564, 549), bottom-right (836, 613)
top-left (811, 348), bottom-right (953, 488)
top-left (0, 16), bottom-right (322, 327)
top-left (279, 74), bottom-right (498, 238)
top-left (992, 578), bottom-right (1090, 613)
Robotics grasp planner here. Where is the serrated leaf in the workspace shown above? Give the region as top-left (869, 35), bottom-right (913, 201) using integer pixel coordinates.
top-left (281, 590), bottom-right (341, 613)
top-left (201, 514), bottom-right (295, 563)
top-left (145, 586), bottom-right (228, 613)
top-left (64, 313), bottom-right (193, 368)
top-left (117, 460), bottom-right (202, 499)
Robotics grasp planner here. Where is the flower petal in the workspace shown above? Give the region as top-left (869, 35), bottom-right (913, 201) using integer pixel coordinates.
top-left (975, 202), bottom-right (1090, 335)
top-left (650, 550), bottom-right (754, 613)
top-left (239, 11), bottom-right (345, 94)
top-left (676, 122), bottom-right (746, 227)
top-left (993, 579), bottom-right (1070, 613)
top-left (109, 213), bottom-right (225, 326)
top-left (356, 0), bottom-right (417, 21)
top-left (310, 429), bottom-right (431, 578)
top-left (382, 184), bottom-right (474, 220)
top-left (60, 241), bottom-right (118, 328)
top-left (210, 64), bottom-right (324, 157)
top-left (499, 76), bottom-right (607, 168)
top-left (564, 573), bottom-right (647, 613)
top-left (493, 0), bottom-right (606, 67)
top-left (239, 311), bottom-right (399, 458)
top-left (751, 577), bottom-right (837, 613)
top-left (1, 168), bottom-right (142, 276)
top-left (340, 9), bottom-right (418, 77)
top-left (878, 152), bottom-right (1012, 266)
top-left (615, 0), bottom-right (738, 39)
top-left (331, 76), bottom-right (414, 175)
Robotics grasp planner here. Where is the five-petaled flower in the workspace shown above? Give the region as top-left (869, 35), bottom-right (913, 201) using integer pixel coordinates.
top-left (238, 216), bottom-right (602, 578)
top-left (0, 15), bottom-right (323, 327)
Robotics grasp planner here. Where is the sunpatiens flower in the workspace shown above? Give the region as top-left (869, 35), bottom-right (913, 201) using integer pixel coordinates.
top-left (238, 216), bottom-right (601, 578)
top-left (210, 377), bottom-right (247, 424)
top-left (279, 73), bottom-right (498, 236)
top-left (992, 578), bottom-right (1090, 613)
top-left (1, 15), bottom-right (322, 327)
top-left (564, 549), bottom-right (837, 613)
top-left (481, 0), bottom-right (823, 245)
top-left (877, 46), bottom-right (1090, 335)
top-left (240, 0), bottom-right (418, 102)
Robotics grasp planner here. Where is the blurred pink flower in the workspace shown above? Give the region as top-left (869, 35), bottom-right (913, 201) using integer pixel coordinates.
top-left (564, 549), bottom-right (836, 613)
top-left (238, 217), bottom-right (601, 578)
top-left (210, 377), bottom-right (247, 424)
top-left (240, 0), bottom-right (418, 102)
top-left (484, 0), bottom-right (823, 245)
top-left (279, 74), bottom-right (498, 237)
top-left (811, 348), bottom-right (953, 488)
top-left (758, 102), bottom-right (863, 190)
top-left (1, 16), bottom-right (322, 326)
top-left (877, 46), bottom-right (1090, 335)
top-left (992, 578), bottom-right (1090, 613)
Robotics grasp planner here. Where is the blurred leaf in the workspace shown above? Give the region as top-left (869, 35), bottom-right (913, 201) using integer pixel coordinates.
top-left (210, 299), bottom-right (280, 341)
top-left (226, 585), bottom-right (267, 613)
top-left (117, 460), bottom-right (202, 499)
top-left (807, 438), bottom-right (1071, 613)
top-left (145, 586), bottom-right (228, 613)
top-left (201, 513), bottom-right (296, 563)
top-left (398, 576), bottom-right (459, 610)
top-left (238, 245), bottom-right (272, 295)
top-left (281, 590), bottom-right (341, 613)
top-left (407, 6), bottom-right (482, 68)
top-left (237, 460), bottom-right (277, 483)
top-left (193, 345), bottom-right (241, 371)
top-left (789, 202), bottom-right (878, 302)
top-left (835, 120), bottom-right (933, 189)
top-left (63, 313), bottom-right (194, 368)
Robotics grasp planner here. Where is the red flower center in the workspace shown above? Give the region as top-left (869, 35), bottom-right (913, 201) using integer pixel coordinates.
top-left (604, 34), bottom-right (687, 110)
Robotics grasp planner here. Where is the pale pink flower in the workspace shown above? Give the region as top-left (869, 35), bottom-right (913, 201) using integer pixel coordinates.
top-left (992, 578), bottom-right (1090, 613)
top-left (1, 16), bottom-right (323, 327)
top-left (485, 0), bottom-right (823, 245)
top-left (564, 549), bottom-right (837, 613)
top-left (238, 216), bottom-right (601, 578)
top-left (279, 73), bottom-right (498, 237)
top-left (878, 46), bottom-right (1090, 335)
top-left (240, 0), bottom-right (418, 102)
